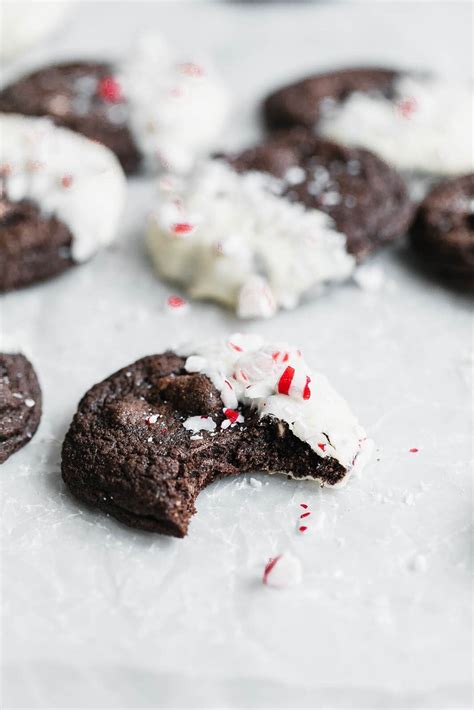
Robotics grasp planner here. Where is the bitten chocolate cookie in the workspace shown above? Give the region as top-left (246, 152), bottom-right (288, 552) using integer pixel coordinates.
top-left (147, 129), bottom-right (412, 318)
top-left (0, 114), bottom-right (126, 291)
top-left (62, 334), bottom-right (373, 537)
top-left (0, 353), bottom-right (42, 464)
top-left (410, 174), bottom-right (474, 284)
top-left (263, 68), bottom-right (473, 176)
top-left (0, 35), bottom-right (228, 175)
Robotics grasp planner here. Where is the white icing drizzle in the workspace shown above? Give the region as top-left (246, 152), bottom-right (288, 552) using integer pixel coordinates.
top-left (117, 35), bottom-right (229, 173)
top-left (178, 334), bottom-right (372, 478)
top-left (318, 74), bottom-right (474, 175)
top-left (147, 160), bottom-right (355, 318)
top-left (0, 114), bottom-right (126, 262)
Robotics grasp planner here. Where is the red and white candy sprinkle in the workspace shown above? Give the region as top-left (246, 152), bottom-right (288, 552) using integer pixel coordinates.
top-left (165, 295), bottom-right (189, 314)
top-left (262, 552), bottom-right (302, 588)
top-left (220, 408), bottom-right (244, 430)
top-left (60, 174), bottom-right (74, 189)
top-left (397, 96), bottom-right (418, 119)
top-left (97, 76), bottom-right (122, 103)
top-left (170, 222), bottom-right (196, 237)
top-left (277, 366), bottom-right (311, 401)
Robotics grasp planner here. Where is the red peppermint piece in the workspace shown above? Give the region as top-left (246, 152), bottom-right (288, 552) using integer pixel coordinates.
top-left (224, 408), bottom-right (239, 424)
top-left (300, 512), bottom-right (311, 519)
top-left (263, 556), bottom-right (281, 584)
top-left (229, 342), bottom-right (243, 352)
top-left (409, 448), bottom-right (419, 453)
top-left (300, 503), bottom-right (308, 509)
top-left (272, 351), bottom-right (281, 361)
top-left (278, 366), bottom-right (295, 395)
top-left (61, 174), bottom-right (73, 188)
top-left (171, 222), bottom-right (194, 235)
top-left (397, 96), bottom-right (418, 118)
top-left (302, 375), bottom-right (311, 400)
top-left (167, 295), bottom-right (187, 309)
top-left (98, 76), bottom-right (122, 103)
top-left (317, 442), bottom-right (326, 452)
top-left (145, 414), bottom-right (159, 425)
top-left (299, 526), bottom-right (308, 533)
top-left (179, 62), bottom-right (204, 77)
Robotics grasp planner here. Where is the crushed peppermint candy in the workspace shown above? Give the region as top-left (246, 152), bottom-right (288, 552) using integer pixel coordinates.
top-left (60, 174), bottom-right (74, 188)
top-left (179, 62), bottom-right (205, 77)
top-left (221, 407), bottom-right (244, 430)
top-left (24, 398), bottom-right (35, 408)
top-left (183, 415), bottom-right (216, 433)
top-left (177, 334), bottom-right (372, 476)
top-left (97, 76), bottom-right (122, 103)
top-left (277, 366), bottom-right (312, 401)
top-left (165, 294), bottom-right (189, 313)
top-left (145, 413), bottom-right (159, 425)
top-left (263, 552), bottom-right (302, 588)
top-left (397, 96), bottom-right (418, 118)
top-left (409, 448), bottom-right (419, 453)
top-left (170, 222), bottom-right (195, 236)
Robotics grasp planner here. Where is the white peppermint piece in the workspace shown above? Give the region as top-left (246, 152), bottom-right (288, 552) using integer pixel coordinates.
top-left (0, 114), bottom-right (126, 262)
top-left (318, 74), bottom-right (474, 175)
top-left (183, 415), bottom-right (216, 433)
top-left (147, 160), bottom-right (355, 318)
top-left (178, 334), bottom-right (372, 478)
top-left (263, 553), bottom-right (302, 588)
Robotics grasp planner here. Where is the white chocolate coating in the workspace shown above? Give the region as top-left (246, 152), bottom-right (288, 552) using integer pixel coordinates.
top-left (0, 114), bottom-right (126, 262)
top-left (118, 35), bottom-right (229, 174)
top-left (318, 74), bottom-right (474, 176)
top-left (147, 160), bottom-right (355, 318)
top-left (178, 333), bottom-right (372, 480)
top-left (0, 1), bottom-right (75, 60)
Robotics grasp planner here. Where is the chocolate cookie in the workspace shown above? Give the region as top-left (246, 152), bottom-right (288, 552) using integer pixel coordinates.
top-left (0, 62), bottom-right (141, 174)
top-left (147, 129), bottom-right (412, 318)
top-left (224, 129), bottom-right (413, 259)
top-left (0, 36), bottom-right (229, 175)
top-left (0, 114), bottom-right (126, 291)
top-left (0, 353), bottom-right (42, 464)
top-left (62, 335), bottom-right (372, 537)
top-left (409, 174), bottom-right (474, 284)
top-left (264, 68), bottom-right (397, 132)
top-left (263, 68), bottom-right (473, 176)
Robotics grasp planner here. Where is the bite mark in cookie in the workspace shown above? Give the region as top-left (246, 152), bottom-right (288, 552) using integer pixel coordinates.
top-left (0, 353), bottom-right (42, 464)
top-left (264, 68), bottom-right (474, 176)
top-left (61, 335), bottom-right (372, 537)
top-left (0, 114), bottom-right (126, 291)
top-left (0, 35), bottom-right (229, 174)
top-left (410, 173), bottom-right (474, 284)
top-left (147, 130), bottom-right (412, 318)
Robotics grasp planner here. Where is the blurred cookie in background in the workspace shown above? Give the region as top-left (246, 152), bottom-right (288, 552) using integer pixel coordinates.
top-left (264, 67), bottom-right (473, 176)
top-left (0, 113), bottom-right (126, 291)
top-left (0, 35), bottom-right (230, 175)
top-left (409, 174), bottom-right (474, 287)
top-left (0, 353), bottom-right (42, 464)
top-left (147, 129), bottom-right (413, 318)
top-left (0, 1), bottom-right (76, 61)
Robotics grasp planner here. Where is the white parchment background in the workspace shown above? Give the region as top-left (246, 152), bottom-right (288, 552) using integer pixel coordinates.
top-left (1, 2), bottom-right (472, 708)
